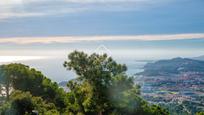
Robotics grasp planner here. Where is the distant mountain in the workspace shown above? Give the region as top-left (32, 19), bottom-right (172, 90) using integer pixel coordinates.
top-left (193, 55), bottom-right (204, 61)
top-left (139, 57), bottom-right (204, 76)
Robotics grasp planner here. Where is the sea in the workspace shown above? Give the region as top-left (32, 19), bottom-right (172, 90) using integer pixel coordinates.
top-left (0, 56), bottom-right (150, 83)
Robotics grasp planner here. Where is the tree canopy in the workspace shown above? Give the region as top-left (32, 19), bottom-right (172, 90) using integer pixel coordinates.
top-left (0, 64), bottom-right (67, 114)
top-left (64, 51), bottom-right (169, 115)
top-left (0, 51), bottom-right (170, 115)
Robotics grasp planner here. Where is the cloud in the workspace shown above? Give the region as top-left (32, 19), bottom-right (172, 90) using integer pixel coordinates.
top-left (0, 0), bottom-right (86, 20)
top-left (0, 0), bottom-right (170, 20)
top-left (64, 0), bottom-right (148, 4)
top-left (0, 33), bottom-right (203, 44)
top-left (0, 0), bottom-right (24, 5)
top-left (0, 56), bottom-right (46, 63)
top-left (0, 12), bottom-right (44, 20)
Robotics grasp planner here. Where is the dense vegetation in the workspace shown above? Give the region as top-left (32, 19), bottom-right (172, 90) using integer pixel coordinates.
top-left (0, 64), bottom-right (67, 114)
top-left (0, 51), bottom-right (171, 115)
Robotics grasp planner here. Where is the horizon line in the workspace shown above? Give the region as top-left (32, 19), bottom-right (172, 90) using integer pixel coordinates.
top-left (0, 33), bottom-right (204, 44)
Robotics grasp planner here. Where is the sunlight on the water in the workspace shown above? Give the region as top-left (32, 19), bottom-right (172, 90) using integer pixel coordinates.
top-left (0, 56), bottom-right (45, 63)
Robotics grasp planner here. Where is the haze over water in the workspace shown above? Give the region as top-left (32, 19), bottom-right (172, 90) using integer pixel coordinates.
top-left (1, 39), bottom-right (204, 82)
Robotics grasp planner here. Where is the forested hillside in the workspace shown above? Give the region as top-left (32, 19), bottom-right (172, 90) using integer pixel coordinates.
top-left (141, 57), bottom-right (204, 76)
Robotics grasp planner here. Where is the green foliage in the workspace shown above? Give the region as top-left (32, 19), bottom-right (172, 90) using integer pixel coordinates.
top-left (196, 112), bottom-right (204, 115)
top-left (0, 51), bottom-right (170, 115)
top-left (0, 63), bottom-right (68, 113)
top-left (64, 51), bottom-right (169, 115)
top-left (64, 51), bottom-right (127, 114)
top-left (0, 90), bottom-right (59, 115)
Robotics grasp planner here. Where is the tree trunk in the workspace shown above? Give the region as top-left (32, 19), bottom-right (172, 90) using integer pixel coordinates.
top-left (0, 84), bottom-right (2, 97)
top-left (98, 111), bottom-right (102, 115)
top-left (5, 84), bottom-right (10, 100)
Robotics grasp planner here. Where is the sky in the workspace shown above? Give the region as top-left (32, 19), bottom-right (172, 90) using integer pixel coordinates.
top-left (0, 0), bottom-right (204, 37)
top-left (0, 0), bottom-right (204, 81)
top-left (0, 0), bottom-right (204, 57)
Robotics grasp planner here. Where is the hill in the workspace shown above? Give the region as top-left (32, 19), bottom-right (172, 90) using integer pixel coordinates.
top-left (140, 57), bottom-right (204, 76)
top-left (193, 55), bottom-right (204, 61)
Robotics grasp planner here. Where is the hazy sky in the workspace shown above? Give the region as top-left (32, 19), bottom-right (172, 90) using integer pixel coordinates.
top-left (0, 0), bottom-right (203, 50)
top-left (0, 0), bottom-right (204, 81)
top-left (0, 0), bottom-right (204, 57)
top-left (0, 0), bottom-right (203, 37)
